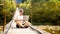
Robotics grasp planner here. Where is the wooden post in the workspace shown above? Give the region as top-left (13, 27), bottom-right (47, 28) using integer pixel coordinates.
top-left (30, 0), bottom-right (32, 23)
top-left (30, 4), bottom-right (32, 23)
top-left (3, 0), bottom-right (6, 31)
top-left (3, 9), bottom-right (6, 31)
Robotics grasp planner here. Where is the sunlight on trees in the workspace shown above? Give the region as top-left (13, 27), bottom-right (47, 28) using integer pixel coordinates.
top-left (0, 0), bottom-right (60, 25)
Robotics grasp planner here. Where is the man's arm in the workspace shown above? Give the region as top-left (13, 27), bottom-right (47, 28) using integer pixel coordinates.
top-left (15, 19), bottom-right (24, 27)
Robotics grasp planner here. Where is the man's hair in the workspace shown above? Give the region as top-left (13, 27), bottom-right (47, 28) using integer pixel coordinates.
top-left (19, 9), bottom-right (24, 13)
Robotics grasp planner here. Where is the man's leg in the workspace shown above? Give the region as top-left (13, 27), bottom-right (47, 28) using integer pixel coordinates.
top-left (24, 21), bottom-right (30, 28)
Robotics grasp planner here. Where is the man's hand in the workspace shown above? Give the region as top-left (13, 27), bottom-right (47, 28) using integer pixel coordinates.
top-left (19, 23), bottom-right (24, 27)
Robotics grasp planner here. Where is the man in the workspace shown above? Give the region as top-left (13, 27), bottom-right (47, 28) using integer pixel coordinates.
top-left (14, 9), bottom-right (30, 28)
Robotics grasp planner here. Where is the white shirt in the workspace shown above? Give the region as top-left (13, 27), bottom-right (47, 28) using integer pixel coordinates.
top-left (14, 15), bottom-right (25, 24)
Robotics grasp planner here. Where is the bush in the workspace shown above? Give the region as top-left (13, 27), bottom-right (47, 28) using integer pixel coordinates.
top-left (31, 1), bottom-right (60, 25)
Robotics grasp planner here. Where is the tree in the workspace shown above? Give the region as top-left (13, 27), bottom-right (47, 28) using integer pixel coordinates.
top-left (31, 0), bottom-right (60, 25)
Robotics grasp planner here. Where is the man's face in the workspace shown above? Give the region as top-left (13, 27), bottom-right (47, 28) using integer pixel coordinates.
top-left (20, 10), bottom-right (23, 15)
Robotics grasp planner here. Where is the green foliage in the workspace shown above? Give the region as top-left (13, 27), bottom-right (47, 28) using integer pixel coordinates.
top-left (0, 0), bottom-right (60, 25)
top-left (31, 0), bottom-right (60, 25)
top-left (4, 0), bottom-right (16, 23)
top-left (0, 0), bottom-right (31, 25)
top-left (0, 0), bottom-right (16, 25)
top-left (0, 0), bottom-right (4, 25)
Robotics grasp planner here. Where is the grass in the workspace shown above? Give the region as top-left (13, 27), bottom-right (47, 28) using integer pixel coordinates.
top-left (0, 26), bottom-right (3, 31)
top-left (0, 29), bottom-right (3, 31)
top-left (43, 29), bottom-right (60, 34)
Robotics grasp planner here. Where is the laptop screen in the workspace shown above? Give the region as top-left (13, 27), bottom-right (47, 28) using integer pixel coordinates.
top-left (23, 15), bottom-right (29, 21)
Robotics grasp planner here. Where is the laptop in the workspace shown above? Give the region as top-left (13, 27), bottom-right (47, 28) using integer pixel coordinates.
top-left (23, 15), bottom-right (29, 21)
